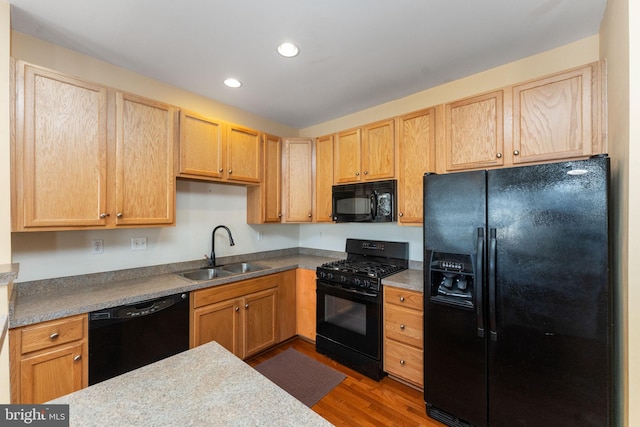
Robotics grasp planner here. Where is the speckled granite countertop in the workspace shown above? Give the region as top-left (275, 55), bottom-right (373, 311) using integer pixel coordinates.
top-left (9, 248), bottom-right (423, 329)
top-left (49, 340), bottom-right (332, 426)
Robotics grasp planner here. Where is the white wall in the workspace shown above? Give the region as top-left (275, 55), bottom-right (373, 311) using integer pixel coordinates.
top-left (12, 180), bottom-right (300, 282)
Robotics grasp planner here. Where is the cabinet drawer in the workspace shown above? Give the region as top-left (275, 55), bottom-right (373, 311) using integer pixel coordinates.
top-left (384, 339), bottom-right (423, 388)
top-left (384, 304), bottom-right (423, 348)
top-left (193, 273), bottom-right (279, 308)
top-left (19, 315), bottom-right (85, 355)
top-left (384, 286), bottom-right (423, 310)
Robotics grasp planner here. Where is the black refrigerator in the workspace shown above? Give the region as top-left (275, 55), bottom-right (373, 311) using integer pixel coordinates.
top-left (423, 156), bottom-right (612, 427)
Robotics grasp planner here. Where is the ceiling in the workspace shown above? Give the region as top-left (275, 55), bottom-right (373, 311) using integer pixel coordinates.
top-left (8, 0), bottom-right (607, 129)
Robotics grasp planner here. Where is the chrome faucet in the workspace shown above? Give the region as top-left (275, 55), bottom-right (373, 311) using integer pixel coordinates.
top-left (210, 225), bottom-right (235, 267)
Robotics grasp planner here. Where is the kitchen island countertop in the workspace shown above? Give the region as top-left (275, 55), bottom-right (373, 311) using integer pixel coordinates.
top-left (50, 340), bottom-right (333, 427)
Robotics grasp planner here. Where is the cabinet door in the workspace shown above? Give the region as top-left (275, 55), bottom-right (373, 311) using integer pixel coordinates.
top-left (115, 92), bottom-right (176, 226)
top-left (262, 133), bottom-right (282, 222)
top-left (278, 269), bottom-right (297, 342)
top-left (314, 135), bottom-right (334, 223)
top-left (512, 65), bottom-right (593, 164)
top-left (20, 342), bottom-right (85, 404)
top-left (334, 128), bottom-right (361, 183)
top-left (282, 138), bottom-right (313, 223)
top-left (243, 288), bottom-right (277, 358)
top-left (192, 298), bottom-right (241, 357)
top-left (444, 90), bottom-right (504, 171)
top-left (362, 119), bottom-right (395, 181)
top-left (295, 268), bottom-right (317, 341)
top-left (226, 125), bottom-right (261, 183)
top-left (397, 108), bottom-right (436, 225)
top-left (177, 110), bottom-right (225, 179)
top-left (17, 63), bottom-right (108, 229)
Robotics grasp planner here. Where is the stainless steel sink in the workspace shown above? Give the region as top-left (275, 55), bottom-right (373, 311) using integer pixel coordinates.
top-left (220, 262), bottom-right (268, 274)
top-left (178, 268), bottom-right (233, 281)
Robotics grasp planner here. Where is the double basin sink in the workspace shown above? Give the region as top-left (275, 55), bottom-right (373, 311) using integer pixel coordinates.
top-left (177, 262), bottom-right (269, 282)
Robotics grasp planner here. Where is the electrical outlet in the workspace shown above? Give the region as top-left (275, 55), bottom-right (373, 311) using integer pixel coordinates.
top-left (131, 237), bottom-right (147, 251)
top-left (256, 231), bottom-right (263, 241)
top-left (91, 240), bottom-right (104, 254)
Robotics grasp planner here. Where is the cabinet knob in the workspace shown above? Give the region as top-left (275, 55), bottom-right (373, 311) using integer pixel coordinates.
top-left (116, 212), bottom-right (123, 218)
top-left (245, 303), bottom-right (249, 309)
top-left (49, 332), bottom-right (59, 340)
top-left (73, 355), bottom-right (81, 362)
top-left (513, 150), bottom-right (520, 156)
top-left (400, 324), bottom-right (405, 330)
top-left (355, 171), bottom-right (360, 176)
top-left (235, 307), bottom-right (239, 312)
top-left (399, 296), bottom-right (405, 302)
top-left (229, 169), bottom-right (233, 174)
top-left (219, 168), bottom-right (224, 173)
top-left (400, 360), bottom-right (405, 365)
top-left (99, 213), bottom-right (110, 218)
top-left (278, 214), bottom-right (282, 218)
top-left (364, 171), bottom-right (368, 175)
top-left (308, 213), bottom-right (312, 218)
top-left (399, 212), bottom-right (404, 217)
top-left (496, 153), bottom-right (503, 159)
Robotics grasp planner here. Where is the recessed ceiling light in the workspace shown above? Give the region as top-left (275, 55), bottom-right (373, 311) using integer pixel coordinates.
top-left (277, 42), bottom-right (299, 58)
top-left (224, 78), bottom-right (242, 88)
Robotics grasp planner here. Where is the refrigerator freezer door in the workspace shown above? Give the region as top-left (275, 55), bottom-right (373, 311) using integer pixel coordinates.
top-left (486, 157), bottom-right (611, 426)
top-left (423, 170), bottom-right (488, 427)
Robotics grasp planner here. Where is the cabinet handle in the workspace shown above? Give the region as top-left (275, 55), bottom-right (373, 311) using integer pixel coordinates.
top-left (399, 212), bottom-right (404, 217)
top-left (229, 169), bottom-right (233, 174)
top-left (99, 213), bottom-right (109, 218)
top-left (245, 303), bottom-right (249, 309)
top-left (513, 150), bottom-right (520, 156)
top-left (496, 153), bottom-right (503, 159)
top-left (308, 213), bottom-right (312, 218)
top-left (364, 171), bottom-right (368, 175)
top-left (73, 355), bottom-right (81, 362)
top-left (400, 360), bottom-right (405, 365)
top-left (116, 212), bottom-right (123, 218)
top-left (400, 324), bottom-right (405, 330)
top-left (235, 307), bottom-right (239, 312)
top-left (219, 168), bottom-right (224, 173)
top-left (399, 296), bottom-right (405, 302)
top-left (49, 332), bottom-right (59, 340)
top-left (355, 171), bottom-right (360, 176)
top-left (278, 214), bottom-right (282, 218)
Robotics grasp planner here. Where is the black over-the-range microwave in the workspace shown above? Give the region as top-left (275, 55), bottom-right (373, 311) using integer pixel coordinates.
top-left (332, 179), bottom-right (397, 223)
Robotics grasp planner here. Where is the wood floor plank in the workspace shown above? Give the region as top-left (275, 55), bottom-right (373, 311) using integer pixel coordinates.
top-left (247, 338), bottom-right (445, 427)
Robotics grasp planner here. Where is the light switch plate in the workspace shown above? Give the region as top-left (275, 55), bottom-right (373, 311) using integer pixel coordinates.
top-left (131, 237), bottom-right (147, 250)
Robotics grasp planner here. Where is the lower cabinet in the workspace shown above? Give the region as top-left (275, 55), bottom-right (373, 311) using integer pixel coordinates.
top-left (383, 286), bottom-right (424, 389)
top-left (191, 272), bottom-right (288, 359)
top-left (295, 268), bottom-right (316, 341)
top-left (9, 314), bottom-right (88, 403)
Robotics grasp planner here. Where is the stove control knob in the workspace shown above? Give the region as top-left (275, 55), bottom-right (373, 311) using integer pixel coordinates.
top-left (353, 278), bottom-right (361, 286)
top-left (340, 275), bottom-right (348, 283)
top-left (327, 273), bottom-right (334, 280)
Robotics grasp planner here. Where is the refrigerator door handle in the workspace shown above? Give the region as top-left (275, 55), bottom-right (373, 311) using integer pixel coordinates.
top-left (476, 227), bottom-right (485, 338)
top-left (489, 228), bottom-right (498, 341)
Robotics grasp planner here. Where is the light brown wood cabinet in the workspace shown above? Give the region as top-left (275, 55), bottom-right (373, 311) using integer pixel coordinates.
top-left (247, 133), bottom-right (282, 224)
top-left (12, 61), bottom-right (176, 231)
top-left (190, 273), bottom-right (280, 359)
top-left (397, 108), bottom-right (436, 225)
top-left (282, 137), bottom-right (314, 223)
top-left (295, 268), bottom-right (317, 341)
top-left (383, 286), bottom-right (423, 389)
top-left (277, 269), bottom-right (297, 342)
top-left (10, 314), bottom-right (88, 403)
top-left (334, 119), bottom-right (395, 184)
top-left (314, 134), bottom-right (334, 223)
top-left (177, 110), bottom-right (225, 180)
top-left (226, 124), bottom-right (262, 184)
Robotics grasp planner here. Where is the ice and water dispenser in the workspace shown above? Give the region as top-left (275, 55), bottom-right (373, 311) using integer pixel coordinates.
top-left (427, 251), bottom-right (475, 309)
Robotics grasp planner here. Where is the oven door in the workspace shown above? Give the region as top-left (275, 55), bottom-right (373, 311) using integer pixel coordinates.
top-left (316, 280), bottom-right (381, 358)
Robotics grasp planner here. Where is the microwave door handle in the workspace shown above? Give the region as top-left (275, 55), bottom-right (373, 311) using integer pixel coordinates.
top-left (370, 191), bottom-right (378, 220)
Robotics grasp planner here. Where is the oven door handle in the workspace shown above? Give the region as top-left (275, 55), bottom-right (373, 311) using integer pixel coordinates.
top-left (340, 287), bottom-right (378, 298)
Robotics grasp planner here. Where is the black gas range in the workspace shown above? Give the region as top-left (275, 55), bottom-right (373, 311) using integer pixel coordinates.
top-left (316, 239), bottom-right (409, 380)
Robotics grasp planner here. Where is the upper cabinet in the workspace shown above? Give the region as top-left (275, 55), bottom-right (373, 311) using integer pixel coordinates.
top-left (314, 134), bottom-right (334, 223)
top-left (247, 133), bottom-right (282, 224)
top-left (442, 90), bottom-right (505, 172)
top-left (397, 108), bottom-right (436, 225)
top-left (177, 115), bottom-right (261, 185)
top-left (334, 119), bottom-right (395, 184)
top-left (282, 138), bottom-right (314, 223)
top-left (12, 61), bottom-right (176, 231)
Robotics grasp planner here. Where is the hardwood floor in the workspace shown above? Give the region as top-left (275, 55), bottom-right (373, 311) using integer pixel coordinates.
top-left (247, 338), bottom-right (445, 427)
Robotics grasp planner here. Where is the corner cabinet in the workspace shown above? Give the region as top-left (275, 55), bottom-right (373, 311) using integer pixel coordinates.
top-left (247, 133), bottom-right (282, 224)
top-left (190, 273), bottom-right (280, 359)
top-left (383, 286), bottom-right (424, 389)
top-left (10, 314), bottom-right (88, 403)
top-left (334, 119), bottom-right (395, 184)
top-left (397, 108), bottom-right (436, 225)
top-left (281, 137), bottom-right (314, 223)
top-left (12, 61), bottom-right (176, 231)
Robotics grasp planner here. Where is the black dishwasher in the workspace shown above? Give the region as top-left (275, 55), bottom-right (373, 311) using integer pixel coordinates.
top-left (88, 292), bottom-right (189, 385)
